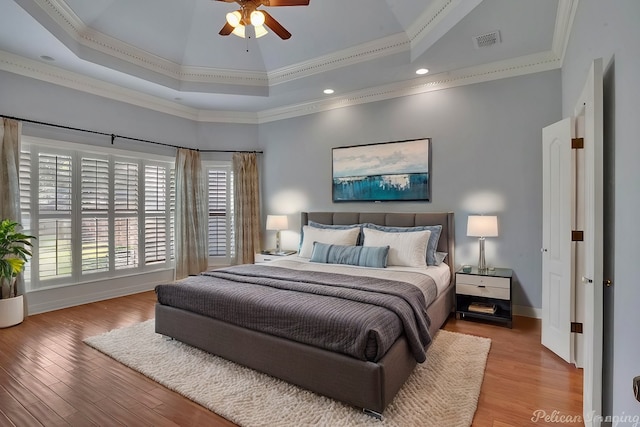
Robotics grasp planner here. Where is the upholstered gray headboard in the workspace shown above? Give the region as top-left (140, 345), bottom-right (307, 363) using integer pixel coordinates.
top-left (301, 212), bottom-right (455, 278)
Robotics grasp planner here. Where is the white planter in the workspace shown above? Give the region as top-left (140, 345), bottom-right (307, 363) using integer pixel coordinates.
top-left (0, 295), bottom-right (24, 328)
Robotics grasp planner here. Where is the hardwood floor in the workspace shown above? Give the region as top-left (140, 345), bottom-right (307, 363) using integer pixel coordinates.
top-left (444, 316), bottom-right (583, 427)
top-left (0, 292), bottom-right (582, 426)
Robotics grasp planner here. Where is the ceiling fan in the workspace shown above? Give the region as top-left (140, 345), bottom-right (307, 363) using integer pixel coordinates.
top-left (216, 0), bottom-right (310, 40)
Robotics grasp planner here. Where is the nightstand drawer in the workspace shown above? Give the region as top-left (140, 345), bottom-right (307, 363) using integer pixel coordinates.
top-left (456, 273), bottom-right (510, 289)
top-left (456, 283), bottom-right (510, 300)
top-left (255, 253), bottom-right (279, 263)
top-left (255, 252), bottom-right (297, 264)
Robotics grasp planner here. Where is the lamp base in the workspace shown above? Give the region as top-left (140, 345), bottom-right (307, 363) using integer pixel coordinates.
top-left (477, 237), bottom-right (487, 271)
top-left (275, 230), bottom-right (282, 254)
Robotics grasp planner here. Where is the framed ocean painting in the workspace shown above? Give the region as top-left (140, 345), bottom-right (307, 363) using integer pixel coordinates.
top-left (332, 138), bottom-right (431, 202)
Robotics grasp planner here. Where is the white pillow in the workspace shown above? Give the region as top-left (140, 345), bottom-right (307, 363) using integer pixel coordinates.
top-left (299, 226), bottom-right (360, 258)
top-left (362, 228), bottom-right (431, 267)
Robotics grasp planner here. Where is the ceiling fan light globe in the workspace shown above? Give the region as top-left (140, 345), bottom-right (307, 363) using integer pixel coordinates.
top-left (231, 24), bottom-right (246, 38)
top-left (226, 11), bottom-right (242, 27)
top-left (254, 24), bottom-right (268, 38)
top-left (250, 10), bottom-right (266, 26)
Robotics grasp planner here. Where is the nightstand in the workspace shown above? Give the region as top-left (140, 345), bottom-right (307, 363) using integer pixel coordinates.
top-left (254, 250), bottom-right (296, 264)
top-left (455, 267), bottom-right (513, 328)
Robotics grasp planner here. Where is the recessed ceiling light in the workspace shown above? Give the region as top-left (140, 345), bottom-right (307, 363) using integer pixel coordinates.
top-left (416, 68), bottom-right (429, 75)
top-left (323, 89), bottom-right (334, 95)
top-left (40, 55), bottom-right (55, 61)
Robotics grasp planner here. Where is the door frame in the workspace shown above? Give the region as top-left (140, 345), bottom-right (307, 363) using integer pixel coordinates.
top-left (574, 58), bottom-right (603, 427)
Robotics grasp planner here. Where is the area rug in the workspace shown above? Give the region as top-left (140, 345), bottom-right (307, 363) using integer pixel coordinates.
top-left (84, 320), bottom-right (491, 427)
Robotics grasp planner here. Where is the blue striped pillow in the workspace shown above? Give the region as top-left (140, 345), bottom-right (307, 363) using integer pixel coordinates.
top-left (310, 242), bottom-right (389, 268)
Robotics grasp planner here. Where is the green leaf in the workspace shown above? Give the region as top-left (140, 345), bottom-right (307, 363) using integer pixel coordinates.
top-left (6, 258), bottom-right (24, 275)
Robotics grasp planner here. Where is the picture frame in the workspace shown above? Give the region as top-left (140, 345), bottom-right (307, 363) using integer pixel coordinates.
top-left (332, 138), bottom-right (431, 202)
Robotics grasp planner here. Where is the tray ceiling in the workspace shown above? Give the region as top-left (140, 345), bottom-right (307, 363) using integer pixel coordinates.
top-left (0, 0), bottom-right (569, 122)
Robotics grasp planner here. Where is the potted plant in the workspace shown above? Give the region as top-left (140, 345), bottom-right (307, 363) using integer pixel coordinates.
top-left (0, 219), bottom-right (34, 328)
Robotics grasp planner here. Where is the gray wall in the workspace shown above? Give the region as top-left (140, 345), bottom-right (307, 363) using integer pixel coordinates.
top-left (561, 0), bottom-right (640, 420)
top-left (259, 70), bottom-right (562, 311)
top-left (0, 70), bottom-right (259, 154)
top-left (0, 69), bottom-right (260, 313)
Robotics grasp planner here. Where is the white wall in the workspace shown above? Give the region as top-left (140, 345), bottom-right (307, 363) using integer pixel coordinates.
top-left (561, 0), bottom-right (640, 421)
top-left (259, 70), bottom-right (562, 312)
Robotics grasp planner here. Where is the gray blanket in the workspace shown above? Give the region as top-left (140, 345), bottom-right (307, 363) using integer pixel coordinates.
top-left (155, 264), bottom-right (435, 362)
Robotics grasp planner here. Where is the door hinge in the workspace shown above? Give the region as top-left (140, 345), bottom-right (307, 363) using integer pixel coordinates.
top-left (571, 322), bottom-right (583, 334)
top-left (572, 138), bottom-right (584, 149)
top-left (572, 230), bottom-right (584, 241)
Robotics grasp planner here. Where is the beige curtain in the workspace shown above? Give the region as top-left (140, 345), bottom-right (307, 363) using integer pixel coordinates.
top-left (0, 119), bottom-right (21, 222)
top-left (0, 118), bottom-right (25, 296)
top-left (233, 153), bottom-right (261, 264)
top-left (175, 148), bottom-right (209, 279)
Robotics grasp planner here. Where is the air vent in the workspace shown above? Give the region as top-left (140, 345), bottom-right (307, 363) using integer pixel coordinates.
top-left (473, 30), bottom-right (501, 49)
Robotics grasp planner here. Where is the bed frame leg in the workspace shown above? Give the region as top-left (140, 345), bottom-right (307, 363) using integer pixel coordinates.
top-left (363, 408), bottom-right (384, 421)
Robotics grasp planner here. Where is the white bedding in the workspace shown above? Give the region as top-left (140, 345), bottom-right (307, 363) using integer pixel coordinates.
top-left (266, 256), bottom-right (451, 299)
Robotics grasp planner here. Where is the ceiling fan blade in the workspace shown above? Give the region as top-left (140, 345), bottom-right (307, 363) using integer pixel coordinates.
top-left (219, 22), bottom-right (234, 36)
top-left (214, 0), bottom-right (238, 3)
top-left (263, 0), bottom-right (310, 6)
top-left (262, 10), bottom-right (291, 39)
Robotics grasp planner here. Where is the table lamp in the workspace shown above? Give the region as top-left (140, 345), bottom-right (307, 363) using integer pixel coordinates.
top-left (467, 215), bottom-right (498, 271)
top-left (266, 215), bottom-right (288, 254)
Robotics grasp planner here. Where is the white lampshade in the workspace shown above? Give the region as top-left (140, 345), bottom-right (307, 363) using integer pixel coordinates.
top-left (250, 10), bottom-right (265, 26)
top-left (266, 215), bottom-right (288, 231)
top-left (254, 24), bottom-right (268, 38)
top-left (231, 24), bottom-right (246, 38)
top-left (467, 215), bottom-right (498, 237)
top-left (226, 11), bottom-right (242, 27)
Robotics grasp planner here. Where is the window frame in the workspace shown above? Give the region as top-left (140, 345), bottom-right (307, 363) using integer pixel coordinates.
top-left (204, 161), bottom-right (235, 267)
top-left (21, 136), bottom-right (175, 292)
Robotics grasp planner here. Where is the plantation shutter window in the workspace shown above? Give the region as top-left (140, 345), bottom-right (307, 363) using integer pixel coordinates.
top-left (144, 164), bottom-right (169, 265)
top-left (81, 157), bottom-right (110, 274)
top-left (19, 140), bottom-right (174, 291)
top-left (37, 153), bottom-right (73, 280)
top-left (19, 150), bottom-right (32, 283)
top-left (206, 164), bottom-right (234, 264)
top-left (114, 161), bottom-right (139, 269)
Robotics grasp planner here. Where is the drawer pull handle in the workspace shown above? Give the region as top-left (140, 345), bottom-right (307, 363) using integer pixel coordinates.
top-left (477, 285), bottom-right (486, 288)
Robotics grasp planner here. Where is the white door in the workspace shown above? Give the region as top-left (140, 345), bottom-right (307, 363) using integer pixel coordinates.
top-left (541, 117), bottom-right (574, 363)
top-left (576, 58), bottom-right (603, 427)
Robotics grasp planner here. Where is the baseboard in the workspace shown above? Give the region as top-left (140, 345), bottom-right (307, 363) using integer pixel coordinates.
top-left (513, 305), bottom-right (542, 319)
top-left (25, 269), bottom-right (174, 315)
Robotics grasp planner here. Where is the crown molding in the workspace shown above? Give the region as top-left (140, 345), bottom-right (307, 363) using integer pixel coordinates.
top-left (406, 0), bottom-right (483, 60)
top-left (552, 0), bottom-right (579, 66)
top-left (32, 0), bottom-right (268, 88)
top-left (0, 50), bottom-right (260, 124)
top-left (26, 0), bottom-right (469, 90)
top-left (257, 51), bottom-right (561, 124)
top-left (0, 48), bottom-right (560, 125)
top-left (268, 33), bottom-right (409, 85)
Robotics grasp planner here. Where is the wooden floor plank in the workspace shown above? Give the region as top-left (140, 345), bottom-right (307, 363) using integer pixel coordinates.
top-left (24, 402), bottom-right (69, 427)
top-left (0, 291), bottom-right (582, 426)
top-left (0, 386), bottom-right (44, 426)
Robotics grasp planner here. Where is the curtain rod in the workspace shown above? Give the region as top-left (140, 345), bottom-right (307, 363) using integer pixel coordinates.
top-left (1, 114), bottom-right (263, 154)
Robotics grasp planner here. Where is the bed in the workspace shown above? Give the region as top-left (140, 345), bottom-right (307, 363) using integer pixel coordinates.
top-left (155, 211), bottom-right (455, 418)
